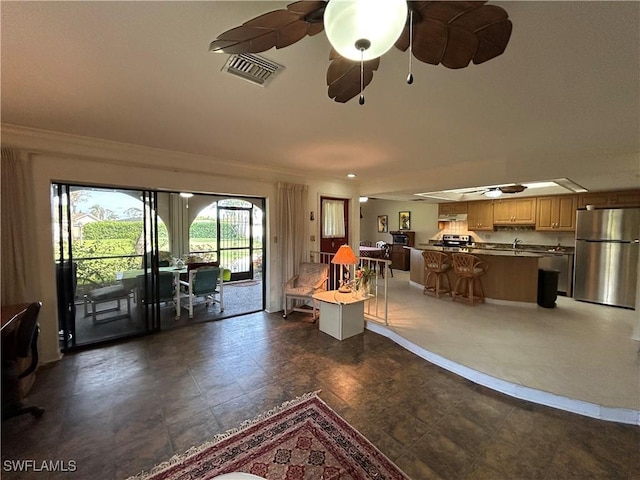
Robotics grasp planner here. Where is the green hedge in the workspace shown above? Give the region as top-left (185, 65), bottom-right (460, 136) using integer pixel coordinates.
top-left (83, 221), bottom-right (142, 240)
top-left (190, 221), bottom-right (216, 239)
top-left (82, 220), bottom-right (168, 243)
top-left (189, 221), bottom-right (244, 239)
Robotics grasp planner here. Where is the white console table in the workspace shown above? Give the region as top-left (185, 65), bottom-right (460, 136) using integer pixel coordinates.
top-left (312, 290), bottom-right (367, 340)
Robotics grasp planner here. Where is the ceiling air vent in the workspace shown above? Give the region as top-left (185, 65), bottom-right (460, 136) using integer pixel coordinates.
top-left (222, 53), bottom-right (284, 87)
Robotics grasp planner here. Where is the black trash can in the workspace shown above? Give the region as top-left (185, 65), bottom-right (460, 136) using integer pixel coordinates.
top-left (537, 268), bottom-right (559, 308)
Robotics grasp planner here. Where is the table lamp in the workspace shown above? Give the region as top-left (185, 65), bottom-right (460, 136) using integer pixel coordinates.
top-left (331, 245), bottom-right (359, 293)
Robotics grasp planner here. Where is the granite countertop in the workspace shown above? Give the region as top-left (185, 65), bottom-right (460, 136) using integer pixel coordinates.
top-left (416, 245), bottom-right (545, 258)
top-left (416, 243), bottom-right (575, 257)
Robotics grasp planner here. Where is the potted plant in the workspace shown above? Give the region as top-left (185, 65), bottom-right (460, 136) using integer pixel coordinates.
top-left (353, 265), bottom-right (376, 297)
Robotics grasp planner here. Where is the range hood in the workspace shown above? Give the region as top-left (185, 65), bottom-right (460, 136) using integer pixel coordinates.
top-left (438, 213), bottom-right (468, 222)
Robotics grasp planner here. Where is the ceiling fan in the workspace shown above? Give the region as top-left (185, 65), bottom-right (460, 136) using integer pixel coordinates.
top-left (209, 1), bottom-right (512, 104)
top-left (478, 184), bottom-right (528, 198)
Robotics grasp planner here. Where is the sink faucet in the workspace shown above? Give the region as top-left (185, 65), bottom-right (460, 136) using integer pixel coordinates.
top-left (513, 237), bottom-right (522, 249)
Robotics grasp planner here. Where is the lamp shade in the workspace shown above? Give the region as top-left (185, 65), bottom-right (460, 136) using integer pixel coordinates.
top-left (331, 245), bottom-right (358, 265)
top-left (324, 0), bottom-right (408, 61)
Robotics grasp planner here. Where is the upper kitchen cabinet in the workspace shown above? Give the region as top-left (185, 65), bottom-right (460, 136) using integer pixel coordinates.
top-left (467, 200), bottom-right (494, 230)
top-left (438, 202), bottom-right (468, 215)
top-left (536, 195), bottom-right (578, 231)
top-left (577, 190), bottom-right (640, 209)
top-left (493, 198), bottom-right (537, 225)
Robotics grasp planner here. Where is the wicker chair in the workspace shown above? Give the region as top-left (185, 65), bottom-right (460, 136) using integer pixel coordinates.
top-left (451, 253), bottom-right (488, 305)
top-left (282, 263), bottom-right (329, 322)
top-left (422, 251), bottom-right (452, 298)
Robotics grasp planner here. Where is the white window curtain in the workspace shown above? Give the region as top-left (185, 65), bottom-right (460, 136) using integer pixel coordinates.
top-left (322, 199), bottom-right (345, 238)
top-left (1, 147), bottom-right (37, 304)
top-left (168, 192), bottom-right (188, 258)
top-left (277, 182), bottom-right (309, 303)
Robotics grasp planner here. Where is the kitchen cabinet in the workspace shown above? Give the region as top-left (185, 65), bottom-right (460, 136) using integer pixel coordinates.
top-left (467, 200), bottom-right (493, 230)
top-left (390, 245), bottom-right (410, 270)
top-left (536, 195), bottom-right (578, 231)
top-left (438, 202), bottom-right (468, 215)
top-left (493, 198), bottom-right (537, 225)
top-left (577, 190), bottom-right (640, 209)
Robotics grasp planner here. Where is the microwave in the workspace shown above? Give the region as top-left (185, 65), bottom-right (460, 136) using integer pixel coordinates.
top-left (392, 233), bottom-right (409, 245)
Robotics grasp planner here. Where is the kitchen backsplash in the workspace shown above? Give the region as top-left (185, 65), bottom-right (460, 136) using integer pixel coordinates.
top-left (433, 221), bottom-right (576, 247)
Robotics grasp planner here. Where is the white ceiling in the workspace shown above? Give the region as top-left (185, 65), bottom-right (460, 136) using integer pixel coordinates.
top-left (1, 1), bottom-right (639, 202)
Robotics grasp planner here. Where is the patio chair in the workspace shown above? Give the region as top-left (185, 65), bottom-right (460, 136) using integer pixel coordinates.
top-left (178, 266), bottom-right (224, 318)
top-left (282, 262), bottom-right (329, 322)
top-left (136, 270), bottom-right (175, 306)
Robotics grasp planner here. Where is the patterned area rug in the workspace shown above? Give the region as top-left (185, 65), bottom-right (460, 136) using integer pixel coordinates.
top-left (127, 391), bottom-right (409, 480)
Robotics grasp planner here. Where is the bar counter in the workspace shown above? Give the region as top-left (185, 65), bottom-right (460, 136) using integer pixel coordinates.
top-left (409, 246), bottom-right (545, 303)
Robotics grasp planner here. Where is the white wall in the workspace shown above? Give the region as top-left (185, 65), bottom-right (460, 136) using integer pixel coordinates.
top-left (360, 199), bottom-right (439, 245)
top-left (2, 125), bottom-right (358, 363)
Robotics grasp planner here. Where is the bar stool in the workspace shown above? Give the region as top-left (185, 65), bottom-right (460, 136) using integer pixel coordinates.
top-left (422, 251), bottom-right (452, 298)
top-left (451, 253), bottom-right (488, 305)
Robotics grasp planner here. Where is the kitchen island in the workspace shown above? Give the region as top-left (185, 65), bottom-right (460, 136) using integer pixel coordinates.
top-left (410, 246), bottom-right (547, 303)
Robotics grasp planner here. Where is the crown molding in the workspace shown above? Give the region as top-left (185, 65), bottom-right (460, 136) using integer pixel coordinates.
top-left (0, 123), bottom-right (307, 183)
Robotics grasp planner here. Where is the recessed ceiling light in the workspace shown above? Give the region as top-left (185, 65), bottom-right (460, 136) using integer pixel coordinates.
top-left (347, 173), bottom-right (357, 178)
top-left (359, 196), bottom-right (369, 203)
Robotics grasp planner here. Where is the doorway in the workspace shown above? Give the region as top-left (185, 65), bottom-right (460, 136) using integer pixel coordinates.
top-left (52, 185), bottom-right (266, 351)
top-left (320, 196), bottom-right (350, 289)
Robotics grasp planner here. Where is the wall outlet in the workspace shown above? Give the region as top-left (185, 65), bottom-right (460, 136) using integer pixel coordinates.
top-left (310, 235), bottom-right (316, 242)
top-left (485, 233), bottom-right (492, 239)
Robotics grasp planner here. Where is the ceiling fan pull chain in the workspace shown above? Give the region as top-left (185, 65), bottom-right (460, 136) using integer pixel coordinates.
top-left (359, 47), bottom-right (365, 105)
top-left (407, 9), bottom-right (414, 85)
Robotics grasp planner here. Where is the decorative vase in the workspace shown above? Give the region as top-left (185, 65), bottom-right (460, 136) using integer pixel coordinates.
top-left (357, 281), bottom-right (370, 298)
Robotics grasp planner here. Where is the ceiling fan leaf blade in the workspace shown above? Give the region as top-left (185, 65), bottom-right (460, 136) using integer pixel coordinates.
top-left (327, 57), bottom-right (378, 103)
top-left (286, 1), bottom-right (326, 16)
top-left (473, 19), bottom-right (512, 64)
top-left (416, 1), bottom-right (485, 23)
top-left (243, 10), bottom-right (300, 28)
top-left (394, 25), bottom-right (410, 52)
top-left (209, 39), bottom-right (244, 54)
top-left (307, 22), bottom-right (325, 36)
top-left (412, 19), bottom-right (448, 65)
top-left (410, 1), bottom-right (510, 68)
top-left (214, 26), bottom-right (279, 53)
top-left (441, 26), bottom-right (478, 69)
top-left (275, 22), bottom-right (311, 48)
top-left (211, 5), bottom-right (321, 55)
top-left (451, 4), bottom-right (508, 30)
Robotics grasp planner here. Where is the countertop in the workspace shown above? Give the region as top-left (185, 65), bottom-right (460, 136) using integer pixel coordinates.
top-left (415, 244), bottom-right (574, 258)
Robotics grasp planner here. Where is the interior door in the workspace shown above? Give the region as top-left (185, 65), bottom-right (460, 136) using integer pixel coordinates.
top-left (320, 197), bottom-right (349, 289)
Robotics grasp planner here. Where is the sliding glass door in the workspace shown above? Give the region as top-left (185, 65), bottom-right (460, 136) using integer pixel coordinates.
top-left (52, 184), bottom-right (162, 351)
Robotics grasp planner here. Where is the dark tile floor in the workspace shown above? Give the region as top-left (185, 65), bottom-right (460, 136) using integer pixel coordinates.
top-left (2, 312), bottom-right (638, 480)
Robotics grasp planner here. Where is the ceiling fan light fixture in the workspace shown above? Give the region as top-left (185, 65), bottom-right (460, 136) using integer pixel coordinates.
top-left (324, 0), bottom-right (408, 61)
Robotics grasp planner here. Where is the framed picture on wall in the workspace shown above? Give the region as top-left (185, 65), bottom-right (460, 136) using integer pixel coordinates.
top-left (377, 215), bottom-right (388, 233)
top-left (399, 211), bottom-right (411, 230)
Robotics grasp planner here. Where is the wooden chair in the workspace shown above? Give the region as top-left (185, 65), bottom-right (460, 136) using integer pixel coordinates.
top-left (422, 251), bottom-right (452, 298)
top-left (282, 262), bottom-right (329, 322)
top-left (451, 253), bottom-right (488, 305)
top-left (380, 242), bottom-right (393, 278)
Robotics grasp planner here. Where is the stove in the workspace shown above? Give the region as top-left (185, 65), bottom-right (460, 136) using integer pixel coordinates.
top-left (442, 234), bottom-right (471, 248)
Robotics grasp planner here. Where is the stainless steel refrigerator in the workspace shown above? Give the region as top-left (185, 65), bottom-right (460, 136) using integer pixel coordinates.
top-left (574, 208), bottom-right (640, 309)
